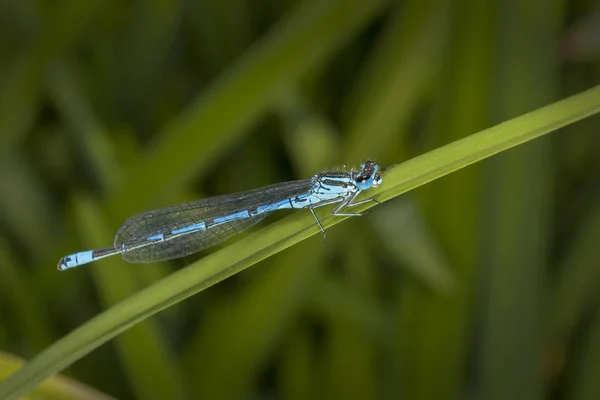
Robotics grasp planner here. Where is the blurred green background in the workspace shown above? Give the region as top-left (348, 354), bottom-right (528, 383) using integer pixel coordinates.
top-left (1, 0), bottom-right (600, 399)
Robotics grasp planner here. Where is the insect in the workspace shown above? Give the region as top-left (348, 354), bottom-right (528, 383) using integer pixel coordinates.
top-left (58, 161), bottom-right (382, 270)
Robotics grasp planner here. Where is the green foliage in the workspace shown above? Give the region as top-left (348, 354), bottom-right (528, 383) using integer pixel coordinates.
top-left (1, 0), bottom-right (600, 399)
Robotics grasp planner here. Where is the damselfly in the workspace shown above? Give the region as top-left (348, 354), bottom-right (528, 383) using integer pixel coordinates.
top-left (58, 160), bottom-right (383, 271)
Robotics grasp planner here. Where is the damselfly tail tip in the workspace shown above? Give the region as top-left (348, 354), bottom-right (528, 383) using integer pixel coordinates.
top-left (57, 254), bottom-right (79, 271)
top-left (57, 257), bottom-right (68, 271)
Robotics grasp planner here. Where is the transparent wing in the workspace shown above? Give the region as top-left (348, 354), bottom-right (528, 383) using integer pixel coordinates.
top-left (114, 179), bottom-right (314, 263)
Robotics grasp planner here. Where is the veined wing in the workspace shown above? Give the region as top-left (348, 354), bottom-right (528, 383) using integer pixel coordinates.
top-left (115, 179), bottom-right (314, 263)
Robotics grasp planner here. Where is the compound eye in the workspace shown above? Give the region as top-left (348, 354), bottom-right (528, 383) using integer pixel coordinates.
top-left (354, 160), bottom-right (380, 189)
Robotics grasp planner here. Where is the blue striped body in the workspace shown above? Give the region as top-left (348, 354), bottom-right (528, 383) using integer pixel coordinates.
top-left (57, 161), bottom-right (383, 271)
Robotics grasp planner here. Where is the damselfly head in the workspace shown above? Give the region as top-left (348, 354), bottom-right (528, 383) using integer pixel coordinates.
top-left (355, 160), bottom-right (382, 190)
